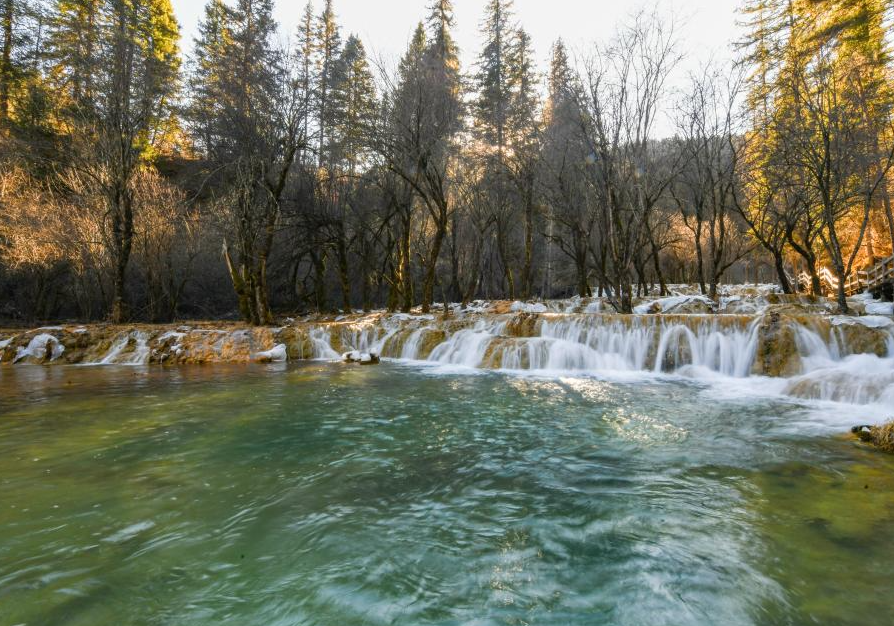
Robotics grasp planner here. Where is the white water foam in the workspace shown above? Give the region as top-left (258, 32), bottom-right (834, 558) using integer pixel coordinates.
top-left (311, 312), bottom-right (894, 415)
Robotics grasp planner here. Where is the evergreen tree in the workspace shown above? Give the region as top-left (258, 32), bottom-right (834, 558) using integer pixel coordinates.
top-left (48, 0), bottom-right (100, 109)
top-left (423, 0), bottom-right (461, 138)
top-left (545, 38), bottom-right (574, 120)
top-left (191, 0), bottom-right (306, 325)
top-left (86, 0), bottom-right (181, 321)
top-left (426, 0), bottom-right (459, 84)
top-left (314, 0), bottom-right (341, 168)
top-left (506, 26), bottom-right (540, 298)
top-left (188, 0), bottom-right (229, 156)
top-left (1, 0), bottom-right (49, 126)
top-left (331, 34), bottom-right (375, 175)
top-left (293, 1), bottom-right (314, 161)
top-left (474, 0), bottom-right (513, 154)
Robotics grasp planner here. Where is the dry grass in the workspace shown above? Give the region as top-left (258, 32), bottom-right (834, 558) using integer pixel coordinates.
top-left (870, 421), bottom-right (894, 454)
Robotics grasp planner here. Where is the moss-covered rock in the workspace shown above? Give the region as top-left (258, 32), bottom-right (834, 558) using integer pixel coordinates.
top-left (752, 310), bottom-right (802, 377)
top-left (504, 313), bottom-right (541, 338)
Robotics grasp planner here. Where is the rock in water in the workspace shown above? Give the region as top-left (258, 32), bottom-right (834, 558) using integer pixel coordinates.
top-left (343, 351), bottom-right (380, 365)
top-left (360, 353), bottom-right (381, 365)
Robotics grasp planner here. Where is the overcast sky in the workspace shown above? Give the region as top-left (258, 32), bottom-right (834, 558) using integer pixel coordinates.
top-left (171, 1), bottom-right (744, 135)
top-left (172, 0), bottom-right (743, 72)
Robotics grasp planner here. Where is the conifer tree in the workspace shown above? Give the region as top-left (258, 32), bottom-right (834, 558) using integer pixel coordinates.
top-left (424, 0), bottom-right (461, 139)
top-left (191, 0), bottom-right (307, 324)
top-left (332, 34), bottom-right (375, 175)
top-left (1, 0), bottom-right (19, 123)
top-left (475, 0), bottom-right (513, 156)
top-left (506, 26), bottom-right (540, 298)
top-left (48, 0), bottom-right (100, 110)
top-left (1, 0), bottom-right (49, 126)
top-left (293, 1), bottom-right (314, 161)
top-left (188, 0), bottom-right (229, 156)
top-left (314, 0), bottom-right (341, 168)
top-left (86, 0), bottom-right (181, 322)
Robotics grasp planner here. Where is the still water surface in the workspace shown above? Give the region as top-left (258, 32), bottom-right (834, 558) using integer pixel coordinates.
top-left (1, 363), bottom-right (892, 625)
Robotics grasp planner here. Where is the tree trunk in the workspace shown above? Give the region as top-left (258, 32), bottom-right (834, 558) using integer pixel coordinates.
top-left (619, 282), bottom-right (633, 314)
top-left (694, 226), bottom-right (706, 296)
top-left (836, 279), bottom-right (848, 314)
top-left (400, 213), bottom-right (413, 313)
top-left (110, 190), bottom-right (134, 324)
top-left (521, 194), bottom-right (534, 299)
top-left (0, 0), bottom-right (12, 124)
top-left (576, 251), bottom-right (589, 298)
top-left (773, 252), bottom-right (793, 294)
top-left (882, 182), bottom-right (894, 255)
top-left (495, 221), bottom-right (515, 300)
top-left (336, 235), bottom-right (351, 312)
top-left (223, 241), bottom-right (253, 323)
top-left (421, 223), bottom-right (446, 314)
top-left (311, 249), bottom-right (327, 313)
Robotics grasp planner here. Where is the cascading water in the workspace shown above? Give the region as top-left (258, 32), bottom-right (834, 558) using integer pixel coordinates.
top-left (98, 331), bottom-right (151, 365)
top-left (321, 314), bottom-right (763, 378)
top-left (784, 322), bottom-right (894, 406)
top-left (3, 300), bottom-right (892, 411)
top-left (309, 309), bottom-right (894, 411)
top-left (429, 320), bottom-right (508, 368)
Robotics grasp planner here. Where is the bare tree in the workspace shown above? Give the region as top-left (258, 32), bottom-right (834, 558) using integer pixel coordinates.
top-left (673, 65), bottom-right (752, 299)
top-left (577, 11), bottom-right (681, 312)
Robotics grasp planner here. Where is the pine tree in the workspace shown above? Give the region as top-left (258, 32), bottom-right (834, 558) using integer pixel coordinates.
top-left (191, 0), bottom-right (306, 325)
top-left (545, 38), bottom-right (574, 121)
top-left (506, 26), bottom-right (540, 298)
top-left (1, 0), bottom-right (49, 126)
top-left (474, 0), bottom-right (513, 155)
top-left (423, 0), bottom-right (461, 139)
top-left (188, 0), bottom-right (229, 156)
top-left (426, 0), bottom-right (459, 80)
top-left (1, 0), bottom-right (18, 122)
top-left (293, 1), bottom-right (314, 161)
top-left (314, 0), bottom-right (341, 168)
top-left (85, 0), bottom-right (181, 321)
top-left (48, 0), bottom-right (100, 109)
top-left (331, 34), bottom-right (375, 175)
top-left (398, 20), bottom-right (426, 88)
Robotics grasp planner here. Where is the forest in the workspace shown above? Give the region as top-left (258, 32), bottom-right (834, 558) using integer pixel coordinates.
top-left (0, 0), bottom-right (892, 324)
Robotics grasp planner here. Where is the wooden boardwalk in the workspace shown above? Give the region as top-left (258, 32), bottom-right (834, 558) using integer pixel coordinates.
top-left (799, 254), bottom-right (894, 300)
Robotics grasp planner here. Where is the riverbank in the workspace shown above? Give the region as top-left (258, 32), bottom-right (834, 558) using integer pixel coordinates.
top-left (3, 290), bottom-right (893, 416)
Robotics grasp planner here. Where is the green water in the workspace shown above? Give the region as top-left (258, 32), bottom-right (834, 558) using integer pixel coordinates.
top-left (1, 363), bottom-right (893, 626)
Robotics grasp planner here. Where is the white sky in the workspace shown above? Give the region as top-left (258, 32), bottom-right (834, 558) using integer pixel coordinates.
top-left (173, 0), bottom-right (743, 71)
top-left (171, 0), bottom-right (745, 134)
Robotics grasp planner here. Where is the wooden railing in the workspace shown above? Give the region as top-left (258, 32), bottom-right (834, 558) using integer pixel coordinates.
top-left (798, 254), bottom-right (894, 297)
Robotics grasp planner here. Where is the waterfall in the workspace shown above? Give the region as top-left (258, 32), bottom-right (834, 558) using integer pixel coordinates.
top-left (429, 321), bottom-right (506, 368)
top-left (4, 304), bottom-right (891, 410)
top-left (318, 314), bottom-right (762, 377)
top-left (95, 331), bottom-right (150, 365)
top-left (783, 322), bottom-right (894, 406)
top-left (306, 310), bottom-right (894, 409)
top-left (309, 327), bottom-right (342, 360)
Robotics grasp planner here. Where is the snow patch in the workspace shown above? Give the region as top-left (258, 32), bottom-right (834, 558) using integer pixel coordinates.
top-left (14, 334), bottom-right (64, 363)
top-left (256, 344), bottom-right (288, 363)
top-left (510, 301), bottom-right (548, 314)
top-left (830, 315), bottom-right (894, 329)
top-left (866, 302), bottom-right (894, 316)
top-left (633, 295), bottom-right (715, 315)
